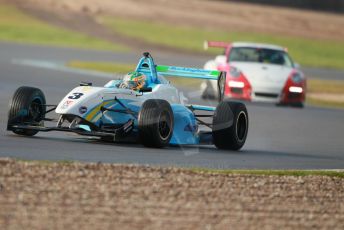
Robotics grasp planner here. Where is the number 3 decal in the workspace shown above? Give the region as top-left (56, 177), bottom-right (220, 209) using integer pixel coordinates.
top-left (68, 93), bottom-right (84, 99)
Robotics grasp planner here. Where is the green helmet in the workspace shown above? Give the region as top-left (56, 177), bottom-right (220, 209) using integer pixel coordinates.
top-left (120, 72), bottom-right (147, 90)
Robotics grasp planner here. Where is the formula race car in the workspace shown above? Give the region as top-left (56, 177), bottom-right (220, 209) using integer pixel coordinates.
top-left (7, 53), bottom-right (249, 150)
top-left (201, 41), bottom-right (306, 107)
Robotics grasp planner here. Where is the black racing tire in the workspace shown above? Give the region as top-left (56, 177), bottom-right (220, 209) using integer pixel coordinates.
top-left (7, 86), bottom-right (46, 136)
top-left (212, 101), bottom-right (248, 150)
top-left (138, 99), bottom-right (174, 148)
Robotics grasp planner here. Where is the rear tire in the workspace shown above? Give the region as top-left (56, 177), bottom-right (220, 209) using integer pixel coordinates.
top-left (7, 86), bottom-right (46, 136)
top-left (138, 99), bottom-right (174, 148)
top-left (212, 101), bottom-right (248, 150)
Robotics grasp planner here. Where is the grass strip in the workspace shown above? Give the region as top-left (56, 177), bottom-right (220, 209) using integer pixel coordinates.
top-left (307, 79), bottom-right (344, 94)
top-left (0, 4), bottom-right (127, 51)
top-left (306, 97), bottom-right (344, 109)
top-left (306, 79), bottom-right (344, 109)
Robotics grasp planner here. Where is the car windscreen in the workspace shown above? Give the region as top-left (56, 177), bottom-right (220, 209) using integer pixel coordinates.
top-left (229, 47), bottom-right (294, 67)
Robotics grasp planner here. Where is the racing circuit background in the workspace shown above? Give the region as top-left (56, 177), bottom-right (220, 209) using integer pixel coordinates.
top-left (0, 0), bottom-right (344, 169)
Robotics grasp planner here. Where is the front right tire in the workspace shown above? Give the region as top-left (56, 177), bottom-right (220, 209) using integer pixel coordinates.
top-left (212, 101), bottom-right (248, 150)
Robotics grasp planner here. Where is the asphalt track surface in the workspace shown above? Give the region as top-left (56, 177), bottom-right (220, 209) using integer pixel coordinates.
top-left (1, 42), bottom-right (344, 169)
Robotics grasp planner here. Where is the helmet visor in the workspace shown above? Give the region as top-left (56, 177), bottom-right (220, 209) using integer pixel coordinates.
top-left (126, 81), bottom-right (139, 89)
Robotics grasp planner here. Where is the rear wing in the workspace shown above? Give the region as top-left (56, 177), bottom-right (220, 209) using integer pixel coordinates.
top-left (135, 52), bottom-right (226, 101)
top-left (157, 65), bottom-right (221, 80)
top-left (135, 52), bottom-right (226, 81)
top-left (157, 65), bottom-right (226, 102)
top-left (204, 40), bottom-right (231, 50)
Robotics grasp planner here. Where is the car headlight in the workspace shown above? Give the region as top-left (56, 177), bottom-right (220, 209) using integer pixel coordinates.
top-left (229, 67), bottom-right (241, 78)
top-left (289, 86), bottom-right (303, 93)
top-left (291, 72), bottom-right (303, 83)
top-left (228, 81), bottom-right (245, 88)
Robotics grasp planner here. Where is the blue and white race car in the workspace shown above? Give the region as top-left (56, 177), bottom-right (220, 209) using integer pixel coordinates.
top-left (7, 53), bottom-right (249, 150)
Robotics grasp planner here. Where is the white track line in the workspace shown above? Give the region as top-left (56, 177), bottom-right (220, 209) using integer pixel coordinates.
top-left (11, 58), bottom-right (115, 78)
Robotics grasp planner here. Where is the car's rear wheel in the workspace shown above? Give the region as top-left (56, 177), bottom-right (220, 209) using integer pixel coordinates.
top-left (7, 86), bottom-right (46, 136)
top-left (212, 101), bottom-right (248, 150)
top-left (138, 99), bottom-right (174, 148)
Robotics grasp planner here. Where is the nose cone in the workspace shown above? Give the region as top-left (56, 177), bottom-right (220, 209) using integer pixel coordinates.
top-left (55, 86), bottom-right (104, 115)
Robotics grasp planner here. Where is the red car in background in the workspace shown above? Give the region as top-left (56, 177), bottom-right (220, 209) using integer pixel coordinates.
top-left (201, 41), bottom-right (306, 107)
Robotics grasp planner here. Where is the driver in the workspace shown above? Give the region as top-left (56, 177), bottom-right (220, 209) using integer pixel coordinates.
top-left (119, 71), bottom-right (147, 91)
